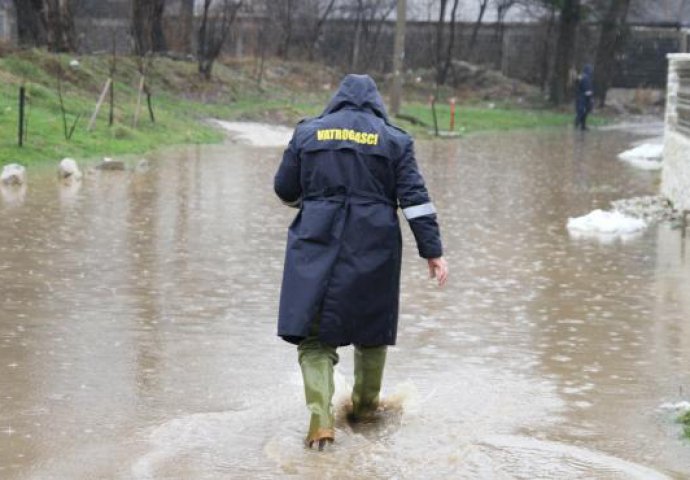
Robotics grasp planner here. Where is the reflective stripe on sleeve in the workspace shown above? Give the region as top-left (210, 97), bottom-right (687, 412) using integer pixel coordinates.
top-left (402, 202), bottom-right (436, 220)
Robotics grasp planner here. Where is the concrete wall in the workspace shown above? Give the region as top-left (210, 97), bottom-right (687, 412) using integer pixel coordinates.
top-left (662, 53), bottom-right (690, 211)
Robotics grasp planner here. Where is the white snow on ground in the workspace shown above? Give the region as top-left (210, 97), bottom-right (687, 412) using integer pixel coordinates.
top-left (658, 401), bottom-right (690, 412)
top-left (617, 143), bottom-right (664, 170)
top-left (598, 118), bottom-right (664, 136)
top-left (212, 120), bottom-right (293, 147)
top-left (1, 163), bottom-right (27, 185)
top-left (567, 209), bottom-right (647, 241)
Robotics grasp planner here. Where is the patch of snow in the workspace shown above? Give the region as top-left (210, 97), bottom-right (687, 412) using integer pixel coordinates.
top-left (658, 401), bottom-right (690, 412)
top-left (631, 136), bottom-right (664, 147)
top-left (599, 118), bottom-right (664, 136)
top-left (212, 120), bottom-right (293, 148)
top-left (1, 164), bottom-right (27, 186)
top-left (567, 209), bottom-right (647, 238)
top-left (58, 158), bottom-right (82, 180)
top-left (618, 143), bottom-right (663, 170)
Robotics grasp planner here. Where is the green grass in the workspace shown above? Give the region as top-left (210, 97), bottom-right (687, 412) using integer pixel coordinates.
top-left (398, 102), bottom-right (608, 135)
top-left (0, 49), bottom-right (607, 165)
top-left (0, 50), bottom-right (330, 165)
top-left (680, 410), bottom-right (690, 439)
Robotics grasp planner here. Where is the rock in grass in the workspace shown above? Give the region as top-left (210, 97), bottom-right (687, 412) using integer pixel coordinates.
top-left (58, 158), bottom-right (83, 180)
top-left (96, 157), bottom-right (125, 171)
top-left (1, 164), bottom-right (27, 186)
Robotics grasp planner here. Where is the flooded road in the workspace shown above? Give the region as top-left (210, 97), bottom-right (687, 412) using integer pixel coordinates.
top-left (1, 126), bottom-right (689, 479)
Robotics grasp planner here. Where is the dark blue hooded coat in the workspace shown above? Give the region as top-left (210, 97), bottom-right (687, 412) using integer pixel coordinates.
top-left (274, 75), bottom-right (443, 347)
top-left (576, 65), bottom-right (594, 116)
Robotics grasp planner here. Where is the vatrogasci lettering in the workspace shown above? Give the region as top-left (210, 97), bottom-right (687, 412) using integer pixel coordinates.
top-left (316, 129), bottom-right (379, 145)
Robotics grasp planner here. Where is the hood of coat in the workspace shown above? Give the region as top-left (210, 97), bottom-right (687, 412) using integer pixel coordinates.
top-left (322, 74), bottom-right (389, 121)
top-left (583, 64), bottom-right (593, 77)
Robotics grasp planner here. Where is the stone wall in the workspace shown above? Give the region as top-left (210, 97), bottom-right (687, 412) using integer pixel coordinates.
top-left (662, 54), bottom-right (690, 211)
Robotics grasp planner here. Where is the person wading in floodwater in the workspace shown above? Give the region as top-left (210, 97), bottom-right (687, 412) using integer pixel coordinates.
top-left (575, 65), bottom-right (594, 131)
top-left (274, 74), bottom-right (448, 450)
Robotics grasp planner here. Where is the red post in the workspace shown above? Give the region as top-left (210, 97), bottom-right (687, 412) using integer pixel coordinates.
top-left (449, 97), bottom-right (456, 131)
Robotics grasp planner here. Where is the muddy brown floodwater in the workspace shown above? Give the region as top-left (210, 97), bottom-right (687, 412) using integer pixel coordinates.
top-left (1, 126), bottom-right (689, 479)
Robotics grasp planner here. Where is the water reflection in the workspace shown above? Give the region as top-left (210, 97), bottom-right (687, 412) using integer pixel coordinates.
top-left (0, 129), bottom-right (688, 478)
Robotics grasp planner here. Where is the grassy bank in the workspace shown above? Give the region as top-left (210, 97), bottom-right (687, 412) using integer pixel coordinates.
top-left (0, 49), bottom-right (601, 165)
top-left (681, 410), bottom-right (690, 439)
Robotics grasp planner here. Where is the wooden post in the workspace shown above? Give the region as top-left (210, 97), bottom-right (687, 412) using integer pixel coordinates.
top-left (109, 31), bottom-right (116, 127)
top-left (18, 86), bottom-right (26, 147)
top-left (146, 85), bottom-right (155, 124)
top-left (133, 75), bottom-right (145, 128)
top-left (449, 97), bottom-right (456, 131)
top-left (430, 95), bottom-right (439, 137)
top-left (87, 78), bottom-right (112, 132)
top-left (389, 0), bottom-right (406, 116)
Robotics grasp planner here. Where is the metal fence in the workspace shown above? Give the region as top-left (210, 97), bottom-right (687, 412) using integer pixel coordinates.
top-left (676, 58), bottom-right (690, 137)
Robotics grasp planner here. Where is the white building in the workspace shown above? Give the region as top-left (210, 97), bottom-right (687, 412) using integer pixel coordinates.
top-left (662, 53), bottom-right (690, 211)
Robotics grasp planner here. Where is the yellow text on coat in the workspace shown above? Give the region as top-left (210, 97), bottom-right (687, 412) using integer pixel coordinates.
top-left (316, 129), bottom-right (379, 145)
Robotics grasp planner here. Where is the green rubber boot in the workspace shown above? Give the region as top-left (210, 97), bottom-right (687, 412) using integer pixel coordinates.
top-left (350, 345), bottom-right (387, 422)
top-left (298, 331), bottom-right (339, 449)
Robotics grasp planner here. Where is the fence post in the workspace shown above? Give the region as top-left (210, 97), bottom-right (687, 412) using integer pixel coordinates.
top-left (449, 97), bottom-right (456, 131)
top-left (18, 86), bottom-right (25, 147)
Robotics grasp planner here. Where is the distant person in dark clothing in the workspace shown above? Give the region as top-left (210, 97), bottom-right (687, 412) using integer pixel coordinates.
top-left (575, 65), bottom-right (594, 131)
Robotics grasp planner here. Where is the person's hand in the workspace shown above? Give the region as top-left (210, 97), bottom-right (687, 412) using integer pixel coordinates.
top-left (427, 257), bottom-right (448, 287)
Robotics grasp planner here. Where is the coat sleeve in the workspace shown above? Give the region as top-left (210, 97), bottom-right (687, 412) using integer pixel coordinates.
top-left (274, 135), bottom-right (302, 208)
top-left (395, 139), bottom-right (443, 259)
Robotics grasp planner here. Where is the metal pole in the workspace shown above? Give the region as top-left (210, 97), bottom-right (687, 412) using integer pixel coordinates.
top-left (390, 0), bottom-right (406, 116)
top-left (18, 86), bottom-right (25, 147)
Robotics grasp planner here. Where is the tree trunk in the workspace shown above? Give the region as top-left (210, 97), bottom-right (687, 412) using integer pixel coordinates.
top-left (438, 0), bottom-right (460, 85)
top-left (180, 0), bottom-right (195, 54)
top-left (12, 0), bottom-right (46, 47)
top-left (549, 0), bottom-right (581, 105)
top-left (540, 5), bottom-right (556, 92)
top-left (468, 0), bottom-right (489, 59)
top-left (16, 0), bottom-right (77, 51)
top-left (132, 0), bottom-right (167, 55)
top-left (197, 0), bottom-right (243, 80)
top-left (42, 0), bottom-right (77, 52)
top-left (280, 0), bottom-right (294, 59)
top-left (593, 0), bottom-right (631, 107)
top-left (434, 0), bottom-right (448, 85)
top-left (351, 0), bottom-right (365, 71)
top-left (308, 0), bottom-right (337, 61)
top-left (389, 0), bottom-right (406, 116)
top-left (151, 0), bottom-right (167, 53)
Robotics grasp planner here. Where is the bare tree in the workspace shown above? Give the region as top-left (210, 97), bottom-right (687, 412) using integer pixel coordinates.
top-left (434, 0), bottom-right (449, 83)
top-left (468, 0), bottom-right (490, 56)
top-left (12, 0), bottom-right (46, 48)
top-left (494, 0), bottom-right (518, 70)
top-left (198, 0), bottom-right (244, 80)
top-left (549, 0), bottom-right (581, 104)
top-left (307, 0), bottom-right (338, 61)
top-left (539, 3), bottom-right (557, 92)
top-left (438, 0), bottom-right (460, 85)
top-left (276, 0), bottom-right (295, 59)
top-left (132, 0), bottom-right (167, 56)
top-left (593, 0), bottom-right (631, 106)
top-left (13, 0), bottom-right (77, 51)
top-left (344, 0), bottom-right (396, 71)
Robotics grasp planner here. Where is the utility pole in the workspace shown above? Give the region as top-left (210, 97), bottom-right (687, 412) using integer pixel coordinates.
top-left (390, 0), bottom-right (406, 116)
